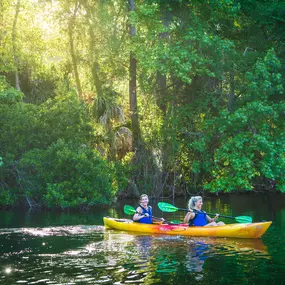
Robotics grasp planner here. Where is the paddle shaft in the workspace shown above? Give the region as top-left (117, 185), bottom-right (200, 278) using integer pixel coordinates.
top-left (124, 205), bottom-right (181, 224)
top-left (157, 202), bottom-right (252, 223)
top-left (208, 213), bottom-right (238, 219)
top-left (161, 205), bottom-right (241, 220)
top-left (127, 208), bottom-right (178, 224)
top-left (136, 212), bottom-right (163, 221)
top-left (126, 206), bottom-right (164, 221)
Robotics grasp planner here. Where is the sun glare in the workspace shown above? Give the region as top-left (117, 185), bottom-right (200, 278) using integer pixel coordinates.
top-left (4, 267), bottom-right (12, 274)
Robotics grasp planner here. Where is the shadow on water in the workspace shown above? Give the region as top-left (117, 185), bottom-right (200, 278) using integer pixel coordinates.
top-left (0, 193), bottom-right (285, 284)
top-left (0, 207), bottom-right (112, 228)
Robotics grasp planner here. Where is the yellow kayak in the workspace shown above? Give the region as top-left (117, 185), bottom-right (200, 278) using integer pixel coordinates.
top-left (103, 217), bottom-right (272, 238)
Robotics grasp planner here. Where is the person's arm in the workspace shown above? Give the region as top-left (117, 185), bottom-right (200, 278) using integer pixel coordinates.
top-left (133, 207), bottom-right (148, 221)
top-left (184, 211), bottom-right (195, 223)
top-left (206, 214), bottom-right (219, 223)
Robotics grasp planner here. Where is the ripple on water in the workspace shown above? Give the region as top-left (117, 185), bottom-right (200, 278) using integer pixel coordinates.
top-left (116, 268), bottom-right (126, 273)
top-left (93, 278), bottom-right (112, 284)
top-left (0, 226), bottom-right (104, 237)
top-left (28, 279), bottom-right (51, 284)
top-left (124, 279), bottom-right (146, 284)
top-left (75, 274), bottom-right (92, 278)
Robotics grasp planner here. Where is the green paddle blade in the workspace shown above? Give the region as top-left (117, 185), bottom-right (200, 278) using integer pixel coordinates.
top-left (169, 220), bottom-right (182, 224)
top-left (235, 216), bottom-right (252, 223)
top-left (124, 205), bottom-right (136, 215)
top-left (158, 202), bottom-right (179, 213)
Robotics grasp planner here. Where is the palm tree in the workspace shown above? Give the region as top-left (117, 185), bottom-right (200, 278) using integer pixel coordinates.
top-left (93, 86), bottom-right (129, 159)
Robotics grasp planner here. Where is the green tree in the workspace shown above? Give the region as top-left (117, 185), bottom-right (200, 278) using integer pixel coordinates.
top-left (18, 139), bottom-right (118, 209)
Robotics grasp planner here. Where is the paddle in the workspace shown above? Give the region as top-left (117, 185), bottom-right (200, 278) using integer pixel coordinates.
top-left (123, 205), bottom-right (181, 224)
top-left (157, 202), bottom-right (252, 223)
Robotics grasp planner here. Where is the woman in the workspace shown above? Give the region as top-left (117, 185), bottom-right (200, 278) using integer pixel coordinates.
top-left (133, 194), bottom-right (164, 224)
top-left (184, 196), bottom-right (225, 226)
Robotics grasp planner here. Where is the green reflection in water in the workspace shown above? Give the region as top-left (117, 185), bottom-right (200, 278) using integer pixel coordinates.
top-left (0, 194), bottom-right (285, 284)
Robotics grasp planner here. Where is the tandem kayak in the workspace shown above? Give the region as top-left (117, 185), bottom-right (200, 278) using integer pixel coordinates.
top-left (103, 217), bottom-right (272, 238)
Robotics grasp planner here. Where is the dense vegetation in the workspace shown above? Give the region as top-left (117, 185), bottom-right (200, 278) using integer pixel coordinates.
top-left (1, 0), bottom-right (285, 209)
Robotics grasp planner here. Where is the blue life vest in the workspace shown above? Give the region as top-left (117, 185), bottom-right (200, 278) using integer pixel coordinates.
top-left (137, 205), bottom-right (152, 224)
top-left (189, 209), bottom-right (207, 226)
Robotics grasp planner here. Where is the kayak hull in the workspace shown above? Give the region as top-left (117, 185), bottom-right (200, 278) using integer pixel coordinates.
top-left (103, 217), bottom-right (272, 238)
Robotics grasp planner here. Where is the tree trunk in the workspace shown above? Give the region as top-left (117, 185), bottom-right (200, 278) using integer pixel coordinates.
top-left (156, 6), bottom-right (171, 114)
top-left (128, 0), bottom-right (140, 150)
top-left (157, 72), bottom-right (167, 113)
top-left (88, 21), bottom-right (103, 97)
top-left (82, 0), bottom-right (103, 97)
top-left (68, 3), bottom-right (82, 98)
top-left (228, 71), bottom-right (235, 112)
top-left (154, 5), bottom-right (172, 195)
top-left (12, 0), bottom-right (21, 91)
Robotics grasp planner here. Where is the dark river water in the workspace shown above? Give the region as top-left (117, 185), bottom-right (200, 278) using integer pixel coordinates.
top-left (1, 193), bottom-right (285, 285)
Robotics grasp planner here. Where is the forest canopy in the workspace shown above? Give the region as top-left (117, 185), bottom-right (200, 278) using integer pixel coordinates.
top-left (1, 0), bottom-right (285, 209)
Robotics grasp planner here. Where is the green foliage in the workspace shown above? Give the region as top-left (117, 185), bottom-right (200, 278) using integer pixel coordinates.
top-left (0, 76), bottom-right (128, 208)
top-left (0, 76), bottom-right (23, 104)
top-left (201, 50), bottom-right (285, 192)
top-left (1, 0), bottom-right (285, 207)
top-left (38, 91), bottom-right (93, 146)
top-left (0, 189), bottom-right (17, 207)
top-left (18, 139), bottom-right (118, 209)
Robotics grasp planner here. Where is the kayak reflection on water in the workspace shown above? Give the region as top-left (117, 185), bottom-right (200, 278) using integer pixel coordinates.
top-left (104, 230), bottom-right (269, 278)
top-left (186, 241), bottom-right (209, 273)
top-left (185, 237), bottom-right (270, 275)
top-left (136, 235), bottom-right (153, 259)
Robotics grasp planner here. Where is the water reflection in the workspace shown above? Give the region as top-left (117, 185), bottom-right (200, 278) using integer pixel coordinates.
top-left (0, 226), bottom-right (274, 285)
top-left (103, 230), bottom-right (270, 282)
top-left (2, 194), bottom-right (285, 285)
top-left (185, 241), bottom-right (209, 274)
top-left (136, 236), bottom-right (153, 258)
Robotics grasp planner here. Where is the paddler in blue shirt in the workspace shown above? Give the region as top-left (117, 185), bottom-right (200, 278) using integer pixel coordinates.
top-left (183, 196), bottom-right (225, 226)
top-left (133, 194), bottom-right (164, 224)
